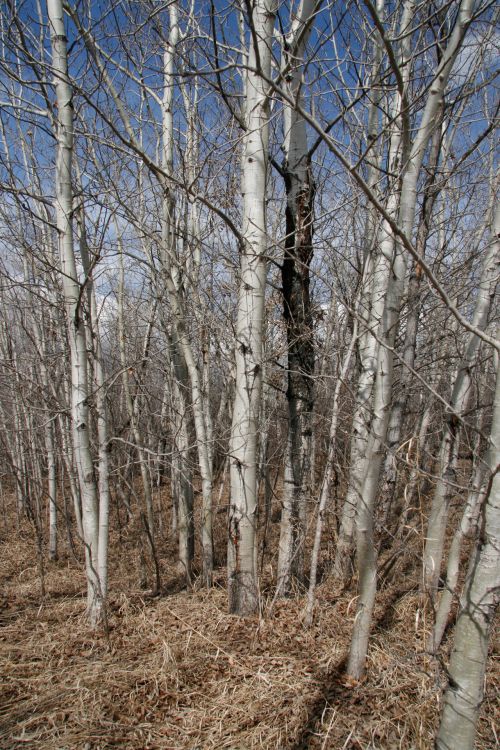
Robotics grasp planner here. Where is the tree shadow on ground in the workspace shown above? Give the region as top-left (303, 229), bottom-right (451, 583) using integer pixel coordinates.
top-left (291, 584), bottom-right (416, 749)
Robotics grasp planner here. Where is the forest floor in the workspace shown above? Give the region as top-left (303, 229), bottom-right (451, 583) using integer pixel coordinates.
top-left (0, 485), bottom-right (498, 750)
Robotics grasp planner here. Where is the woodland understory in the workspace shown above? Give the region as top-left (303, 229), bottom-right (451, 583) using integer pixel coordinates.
top-left (0, 483), bottom-right (498, 750)
top-left (0, 0), bottom-right (499, 748)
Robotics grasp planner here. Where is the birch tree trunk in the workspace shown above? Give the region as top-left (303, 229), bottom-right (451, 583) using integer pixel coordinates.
top-left (47, 0), bottom-right (102, 624)
top-left (117, 248), bottom-right (155, 533)
top-left (77, 202), bottom-right (110, 602)
top-left (333, 256), bottom-right (379, 579)
top-left (168, 333), bottom-right (195, 585)
top-left (423, 202), bottom-right (499, 596)
top-left (347, 0), bottom-right (476, 679)
top-left (430, 459), bottom-right (485, 653)
top-left (380, 113), bottom-right (444, 523)
top-left (58, 409), bottom-right (84, 540)
top-left (228, 0), bottom-right (277, 615)
top-left (117, 244), bottom-right (159, 592)
top-left (161, 4), bottom-right (214, 584)
top-left (333, 1), bottom-right (384, 579)
top-left (304, 309), bottom-right (358, 624)
top-left (67, 0), bottom-right (215, 583)
top-left (435, 353), bottom-right (500, 750)
top-left (32, 309), bottom-right (59, 562)
top-left (45, 418), bottom-right (58, 561)
top-left (277, 0), bottom-right (317, 596)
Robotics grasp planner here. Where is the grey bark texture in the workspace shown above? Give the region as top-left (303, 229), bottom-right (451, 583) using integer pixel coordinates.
top-left (435, 350), bottom-right (500, 750)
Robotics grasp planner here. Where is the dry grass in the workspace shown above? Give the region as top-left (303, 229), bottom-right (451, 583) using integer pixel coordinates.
top-left (0, 490), bottom-right (498, 750)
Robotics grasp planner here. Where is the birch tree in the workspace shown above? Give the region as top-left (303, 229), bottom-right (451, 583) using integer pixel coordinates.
top-left (435, 342), bottom-right (500, 750)
top-left (276, 0), bottom-right (318, 595)
top-left (67, 1), bottom-right (218, 585)
top-left (332, 0), bottom-right (386, 580)
top-left (379, 111), bottom-right (445, 525)
top-left (228, 0), bottom-right (277, 615)
top-left (423, 201), bottom-right (499, 597)
top-left (160, 4), bottom-right (214, 584)
top-left (47, 0), bottom-right (107, 624)
top-left (347, 0), bottom-right (478, 679)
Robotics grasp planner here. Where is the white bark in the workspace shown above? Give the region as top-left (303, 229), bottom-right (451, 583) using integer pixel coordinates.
top-left (423, 202), bottom-right (499, 595)
top-left (228, 0), bottom-right (277, 615)
top-left (436, 355), bottom-right (500, 750)
top-left (161, 4), bottom-right (214, 584)
top-left (380, 114), bottom-right (444, 522)
top-left (77, 203), bottom-right (110, 601)
top-left (58, 410), bottom-right (84, 540)
top-left (400, 397), bottom-right (432, 517)
top-left (347, 0), bottom-right (476, 679)
top-left (333, 1), bottom-right (385, 579)
top-left (47, 0), bottom-right (102, 624)
top-left (67, 0), bottom-right (215, 582)
top-left (333, 250), bottom-right (379, 578)
top-left (30, 309), bottom-right (59, 562)
top-left (46, 418), bottom-right (58, 561)
top-left (430, 460), bottom-right (485, 652)
top-left (168, 334), bottom-right (194, 584)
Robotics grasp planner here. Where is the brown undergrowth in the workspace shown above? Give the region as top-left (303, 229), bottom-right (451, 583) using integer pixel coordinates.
top-left (0, 489), bottom-right (498, 749)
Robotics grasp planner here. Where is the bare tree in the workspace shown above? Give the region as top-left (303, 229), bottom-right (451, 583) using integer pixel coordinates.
top-left (423, 201), bottom-right (499, 598)
top-left (228, 0), bottom-right (277, 615)
top-left (47, 0), bottom-right (108, 624)
top-left (276, 0), bottom-right (318, 596)
top-left (436, 340), bottom-right (500, 750)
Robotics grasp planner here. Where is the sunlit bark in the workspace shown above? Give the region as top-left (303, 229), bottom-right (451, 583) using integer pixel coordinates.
top-left (347, 0), bottom-right (476, 679)
top-left (47, 0), bottom-right (103, 624)
top-left (436, 355), bottom-right (500, 750)
top-left (423, 202), bottom-right (499, 596)
top-left (228, 0), bottom-right (277, 615)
